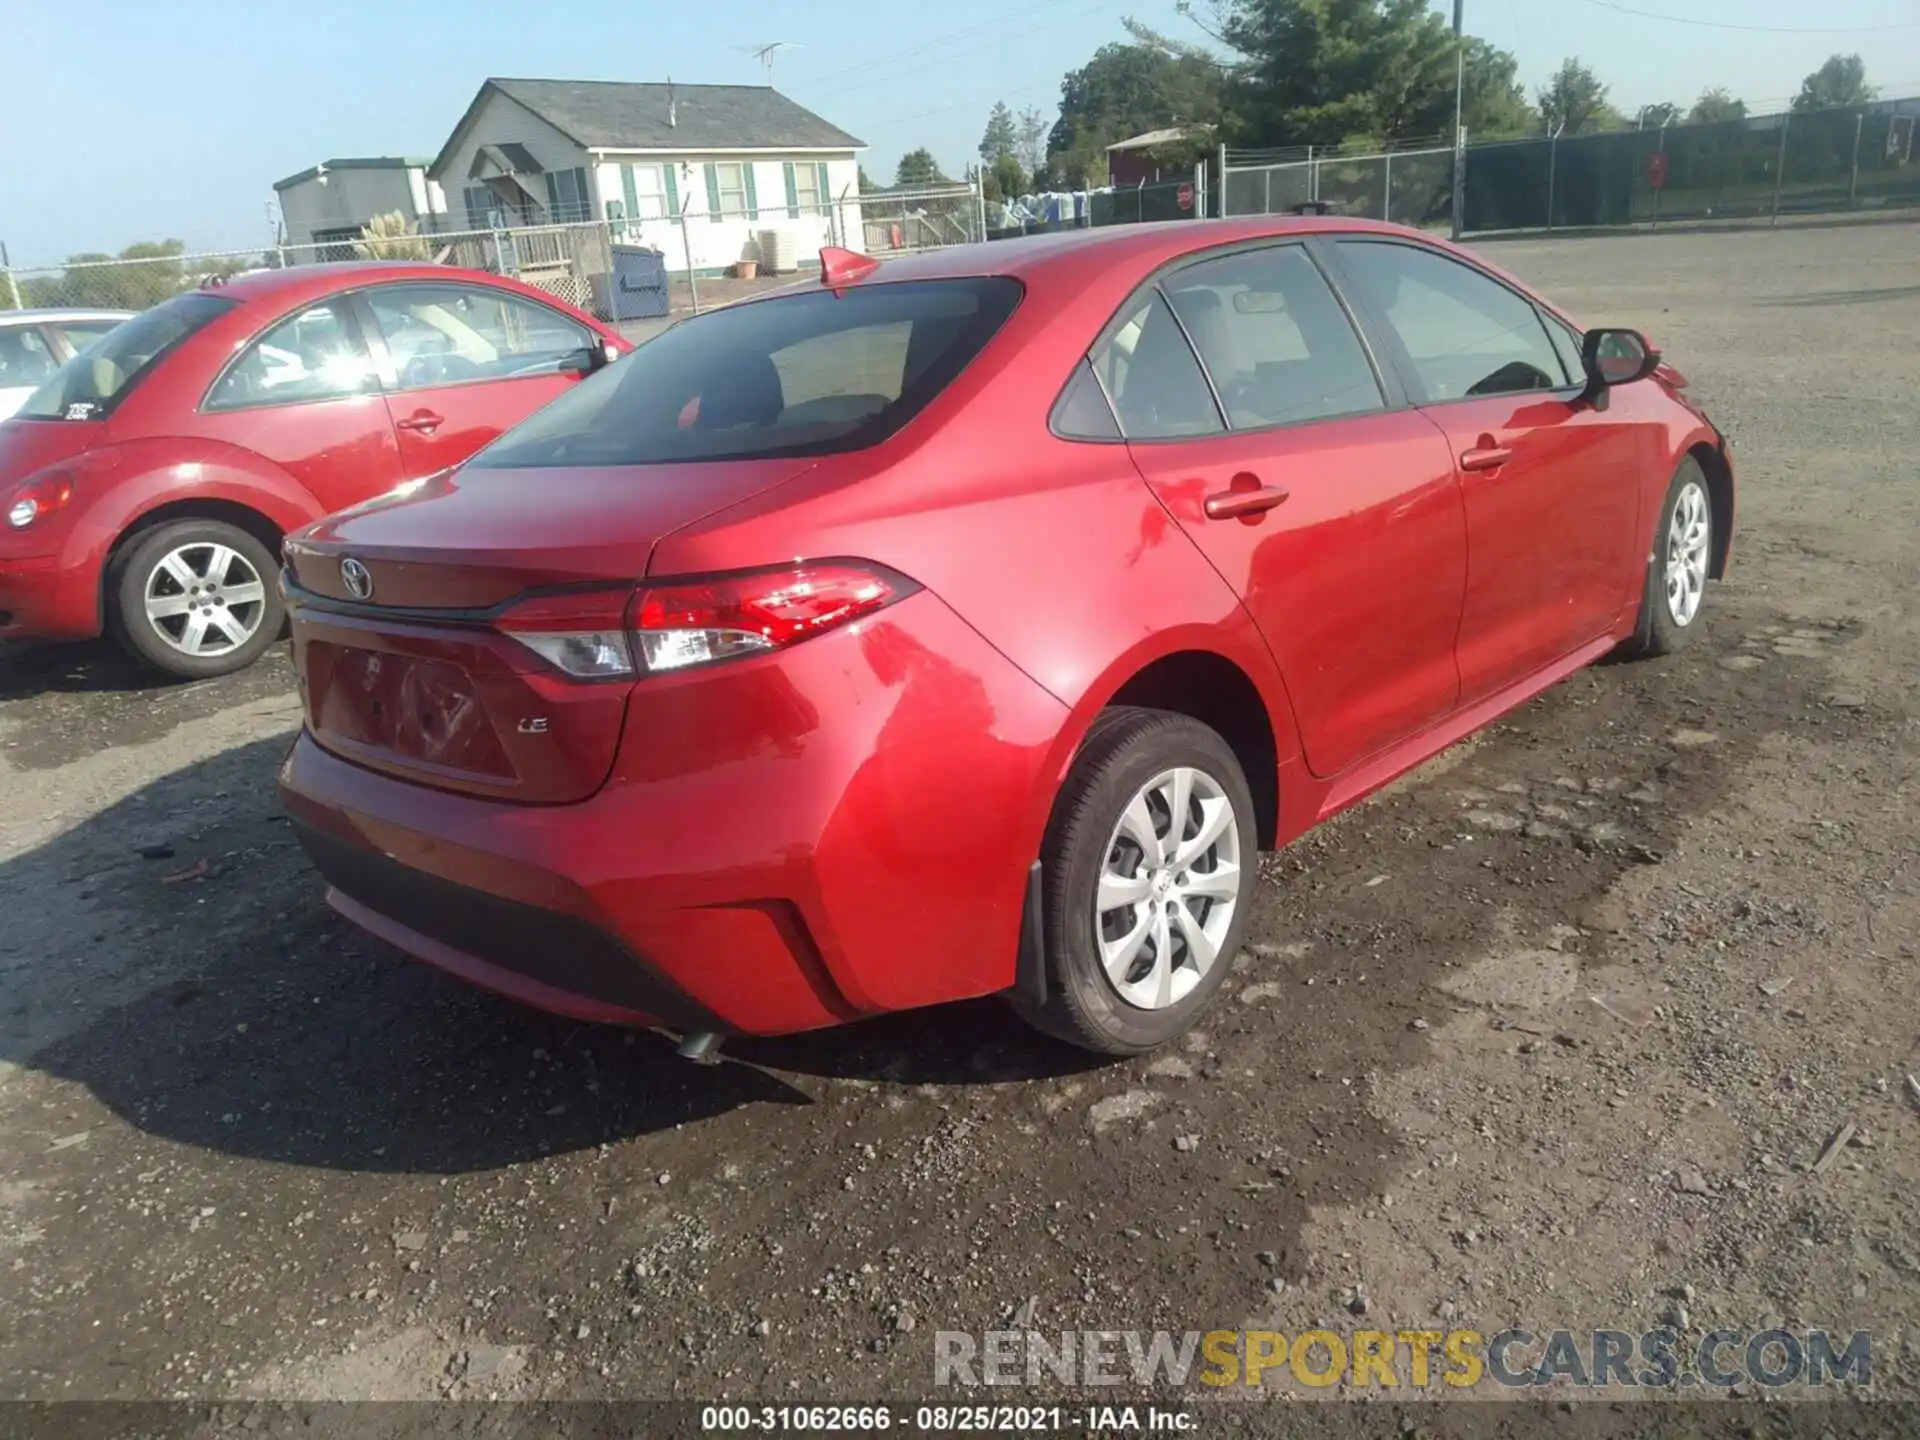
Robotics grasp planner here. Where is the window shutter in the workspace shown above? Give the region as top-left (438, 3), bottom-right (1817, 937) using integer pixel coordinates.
top-left (621, 164), bottom-right (639, 222)
top-left (743, 164), bottom-right (759, 221)
top-left (817, 162), bottom-right (831, 205)
top-left (544, 172), bottom-right (562, 215)
top-left (783, 162), bottom-right (800, 220)
top-left (704, 163), bottom-right (721, 222)
top-left (664, 164), bottom-right (680, 218)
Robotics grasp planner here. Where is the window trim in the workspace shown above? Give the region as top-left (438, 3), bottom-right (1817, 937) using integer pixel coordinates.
top-left (198, 296), bottom-right (383, 415)
top-left (1321, 236), bottom-right (1582, 409)
top-left (1052, 236), bottom-right (1401, 446)
top-left (349, 282), bottom-right (597, 396)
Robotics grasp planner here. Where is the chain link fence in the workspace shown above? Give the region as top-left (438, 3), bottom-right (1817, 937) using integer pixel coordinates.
top-left (1222, 139), bottom-right (1452, 226)
top-left (2, 180), bottom-right (988, 327)
top-left (1222, 98), bottom-right (1919, 235)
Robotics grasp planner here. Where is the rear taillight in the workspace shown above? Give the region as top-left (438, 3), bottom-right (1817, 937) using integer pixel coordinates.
top-left (492, 562), bottom-right (914, 681)
top-left (5, 471), bottom-right (75, 530)
top-left (633, 562), bottom-right (914, 674)
top-left (495, 589), bottom-right (637, 680)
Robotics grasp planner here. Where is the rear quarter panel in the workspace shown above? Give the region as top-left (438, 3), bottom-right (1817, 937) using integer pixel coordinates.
top-left (648, 267), bottom-right (1307, 872)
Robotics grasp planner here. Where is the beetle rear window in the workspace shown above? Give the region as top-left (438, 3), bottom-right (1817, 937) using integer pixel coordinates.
top-left (18, 292), bottom-right (235, 420)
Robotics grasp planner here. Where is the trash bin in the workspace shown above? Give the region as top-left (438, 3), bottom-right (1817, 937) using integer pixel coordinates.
top-left (592, 244), bottom-right (670, 321)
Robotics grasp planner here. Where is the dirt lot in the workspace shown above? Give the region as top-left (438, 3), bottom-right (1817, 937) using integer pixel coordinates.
top-left (2, 220), bottom-right (1916, 1418)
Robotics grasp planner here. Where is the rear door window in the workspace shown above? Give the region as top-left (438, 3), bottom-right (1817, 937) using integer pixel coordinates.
top-left (0, 326), bottom-right (60, 388)
top-left (1090, 291), bottom-right (1223, 441)
top-left (1162, 245), bottom-right (1384, 429)
top-left (474, 278), bottom-right (1021, 468)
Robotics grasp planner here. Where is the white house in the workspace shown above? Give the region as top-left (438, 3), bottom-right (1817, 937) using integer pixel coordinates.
top-left (427, 78), bottom-right (866, 274)
top-left (274, 158), bottom-right (448, 258)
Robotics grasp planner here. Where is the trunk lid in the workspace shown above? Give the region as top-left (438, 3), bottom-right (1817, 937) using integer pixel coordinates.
top-left (284, 458), bottom-right (813, 802)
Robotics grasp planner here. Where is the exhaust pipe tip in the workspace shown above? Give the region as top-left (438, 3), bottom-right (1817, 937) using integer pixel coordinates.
top-left (676, 1030), bottom-right (725, 1064)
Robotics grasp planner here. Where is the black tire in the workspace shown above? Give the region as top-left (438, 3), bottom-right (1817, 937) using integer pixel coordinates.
top-left (1013, 706), bottom-right (1259, 1056)
top-left (1620, 457), bottom-right (1714, 660)
top-left (108, 519), bottom-right (284, 679)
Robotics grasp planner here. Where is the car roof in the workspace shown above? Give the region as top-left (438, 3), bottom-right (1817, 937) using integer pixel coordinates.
top-left (204, 262), bottom-right (521, 308)
top-left (827, 216), bottom-right (1431, 288)
top-left (0, 307), bottom-right (136, 323)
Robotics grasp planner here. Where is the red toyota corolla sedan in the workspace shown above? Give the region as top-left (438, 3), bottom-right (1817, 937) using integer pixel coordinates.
top-left (277, 219), bottom-right (1733, 1055)
top-left (0, 263), bottom-right (620, 677)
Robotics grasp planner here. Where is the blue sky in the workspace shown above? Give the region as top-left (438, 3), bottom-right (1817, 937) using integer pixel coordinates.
top-left (6, 0), bottom-right (1919, 264)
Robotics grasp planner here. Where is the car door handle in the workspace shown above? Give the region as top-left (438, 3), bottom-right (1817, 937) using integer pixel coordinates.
top-left (396, 410), bottom-right (443, 434)
top-left (1459, 444), bottom-right (1512, 472)
top-left (1203, 484), bottom-right (1291, 521)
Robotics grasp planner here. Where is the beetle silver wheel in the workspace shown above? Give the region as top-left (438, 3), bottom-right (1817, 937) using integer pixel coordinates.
top-left (143, 542), bottom-right (268, 658)
top-left (1664, 480), bottom-right (1710, 627)
top-left (1095, 765), bottom-right (1243, 1010)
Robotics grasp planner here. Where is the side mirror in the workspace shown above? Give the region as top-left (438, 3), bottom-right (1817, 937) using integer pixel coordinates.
top-left (565, 336), bottom-right (619, 375)
top-left (1578, 327), bottom-right (1660, 406)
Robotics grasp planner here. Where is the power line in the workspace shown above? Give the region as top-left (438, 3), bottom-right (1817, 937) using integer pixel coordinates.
top-left (1569, 0), bottom-right (1920, 34)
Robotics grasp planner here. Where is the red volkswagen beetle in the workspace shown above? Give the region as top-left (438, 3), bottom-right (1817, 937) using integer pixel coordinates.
top-left (278, 220), bottom-right (1733, 1055)
top-left (0, 264), bottom-right (620, 677)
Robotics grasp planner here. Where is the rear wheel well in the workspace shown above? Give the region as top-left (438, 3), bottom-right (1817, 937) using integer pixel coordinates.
top-left (1106, 651), bottom-right (1279, 848)
top-left (103, 500), bottom-right (286, 622)
top-left (1689, 442), bottom-right (1733, 580)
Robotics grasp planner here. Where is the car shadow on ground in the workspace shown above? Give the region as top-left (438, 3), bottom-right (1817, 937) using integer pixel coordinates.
top-left (0, 733), bottom-right (1101, 1178)
top-left (0, 637), bottom-right (161, 700)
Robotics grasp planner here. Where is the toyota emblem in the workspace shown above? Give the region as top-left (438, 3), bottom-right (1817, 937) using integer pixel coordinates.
top-left (340, 557), bottom-right (374, 600)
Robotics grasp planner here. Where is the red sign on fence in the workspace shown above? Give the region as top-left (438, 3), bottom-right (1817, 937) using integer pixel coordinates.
top-left (1177, 182), bottom-right (1195, 211)
top-left (1647, 151), bottom-right (1671, 190)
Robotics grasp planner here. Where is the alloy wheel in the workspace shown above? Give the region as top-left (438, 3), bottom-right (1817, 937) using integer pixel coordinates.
top-left (143, 542), bottom-right (269, 658)
top-left (1095, 765), bottom-right (1243, 1010)
top-left (1664, 480), bottom-right (1710, 627)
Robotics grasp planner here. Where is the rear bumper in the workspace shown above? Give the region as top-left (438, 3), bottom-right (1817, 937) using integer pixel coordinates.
top-left (0, 552), bottom-right (100, 640)
top-left (277, 590), bottom-right (1071, 1036)
top-left (289, 817), bottom-right (723, 1029)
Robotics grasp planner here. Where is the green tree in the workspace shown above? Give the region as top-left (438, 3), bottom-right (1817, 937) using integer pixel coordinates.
top-left (894, 148), bottom-right (946, 187)
top-left (980, 102), bottom-right (1018, 164)
top-left (1189, 0), bottom-right (1531, 148)
top-left (1457, 38), bottom-right (1538, 139)
top-left (1537, 57), bottom-right (1622, 135)
top-left (857, 165), bottom-right (878, 193)
top-left (1794, 53), bottom-right (1874, 112)
top-left (1047, 32), bottom-right (1223, 183)
top-left (54, 239), bottom-right (188, 311)
top-left (1014, 105), bottom-right (1052, 183)
top-left (1688, 87), bottom-right (1746, 125)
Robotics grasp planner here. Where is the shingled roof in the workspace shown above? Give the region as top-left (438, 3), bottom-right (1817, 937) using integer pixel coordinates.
top-left (432, 79), bottom-right (865, 176)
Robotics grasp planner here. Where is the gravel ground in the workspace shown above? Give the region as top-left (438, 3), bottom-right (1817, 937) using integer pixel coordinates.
top-left (1, 219), bottom-right (1916, 1418)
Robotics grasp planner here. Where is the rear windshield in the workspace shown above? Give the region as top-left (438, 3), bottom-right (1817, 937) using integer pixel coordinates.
top-left (472, 277), bottom-right (1022, 469)
top-left (19, 292), bottom-right (235, 421)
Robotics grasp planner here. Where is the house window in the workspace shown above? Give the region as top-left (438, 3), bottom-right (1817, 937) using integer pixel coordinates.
top-left (621, 163), bottom-right (669, 221)
top-left (545, 166), bottom-right (591, 223)
top-left (463, 185), bottom-right (502, 232)
top-left (785, 161), bottom-right (826, 219)
top-left (705, 161), bottom-right (757, 221)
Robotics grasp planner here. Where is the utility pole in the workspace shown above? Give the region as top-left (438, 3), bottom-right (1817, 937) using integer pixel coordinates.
top-left (1450, 0), bottom-right (1467, 240)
